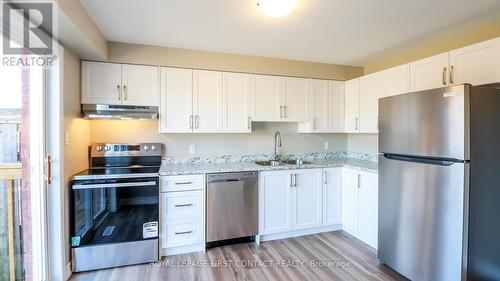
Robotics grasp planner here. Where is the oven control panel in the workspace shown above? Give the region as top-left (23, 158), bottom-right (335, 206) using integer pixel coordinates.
top-left (91, 143), bottom-right (162, 157)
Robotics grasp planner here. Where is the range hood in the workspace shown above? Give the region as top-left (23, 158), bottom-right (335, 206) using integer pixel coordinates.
top-left (82, 104), bottom-right (158, 120)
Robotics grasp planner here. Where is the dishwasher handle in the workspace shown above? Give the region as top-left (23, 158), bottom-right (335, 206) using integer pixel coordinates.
top-left (207, 171), bottom-right (258, 183)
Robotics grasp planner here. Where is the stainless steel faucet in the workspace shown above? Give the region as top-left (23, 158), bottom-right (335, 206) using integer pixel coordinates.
top-left (274, 131), bottom-right (282, 160)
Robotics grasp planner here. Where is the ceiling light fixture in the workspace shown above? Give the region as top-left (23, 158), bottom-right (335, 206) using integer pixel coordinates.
top-left (257, 0), bottom-right (298, 17)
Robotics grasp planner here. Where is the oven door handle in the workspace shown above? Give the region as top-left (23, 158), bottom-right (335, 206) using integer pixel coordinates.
top-left (72, 181), bottom-right (157, 190)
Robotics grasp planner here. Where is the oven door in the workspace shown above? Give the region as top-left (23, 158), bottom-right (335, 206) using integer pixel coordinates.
top-left (70, 177), bottom-right (159, 248)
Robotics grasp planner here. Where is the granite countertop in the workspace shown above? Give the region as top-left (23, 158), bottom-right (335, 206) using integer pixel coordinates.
top-left (159, 156), bottom-right (377, 176)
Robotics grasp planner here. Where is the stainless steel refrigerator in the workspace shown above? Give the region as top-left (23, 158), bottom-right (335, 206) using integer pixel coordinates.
top-left (378, 84), bottom-right (500, 281)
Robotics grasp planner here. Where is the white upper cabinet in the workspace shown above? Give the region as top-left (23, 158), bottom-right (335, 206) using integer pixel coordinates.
top-left (121, 64), bottom-right (159, 106)
top-left (82, 61), bottom-right (122, 105)
top-left (323, 168), bottom-right (342, 226)
top-left (410, 52), bottom-right (450, 92)
top-left (380, 64), bottom-right (410, 98)
top-left (281, 77), bottom-right (308, 122)
top-left (344, 78), bottom-right (360, 133)
top-left (359, 72), bottom-right (381, 133)
top-left (159, 67), bottom-right (193, 133)
top-left (251, 75), bottom-right (281, 121)
top-left (193, 70), bottom-right (223, 132)
top-left (449, 37), bottom-right (500, 86)
top-left (293, 169), bottom-right (322, 230)
top-left (82, 61), bottom-right (158, 106)
top-left (330, 81), bottom-right (345, 132)
top-left (222, 72), bottom-right (251, 132)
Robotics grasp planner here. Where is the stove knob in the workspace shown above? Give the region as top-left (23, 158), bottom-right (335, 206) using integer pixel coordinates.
top-left (143, 145), bottom-right (150, 151)
top-left (95, 145), bottom-right (103, 152)
top-left (151, 145), bottom-right (158, 151)
top-left (104, 145), bottom-right (111, 151)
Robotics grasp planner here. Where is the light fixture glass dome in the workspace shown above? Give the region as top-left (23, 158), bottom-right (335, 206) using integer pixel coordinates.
top-left (257, 0), bottom-right (298, 17)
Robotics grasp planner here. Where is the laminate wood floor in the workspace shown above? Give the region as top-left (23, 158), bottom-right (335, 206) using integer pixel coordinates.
top-left (70, 231), bottom-right (407, 281)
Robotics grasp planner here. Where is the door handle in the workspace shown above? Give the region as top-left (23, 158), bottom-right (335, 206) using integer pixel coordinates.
top-left (442, 67), bottom-right (447, 85)
top-left (123, 85), bottom-right (128, 100)
top-left (117, 85), bottom-right (121, 100)
top-left (450, 65), bottom-right (454, 84)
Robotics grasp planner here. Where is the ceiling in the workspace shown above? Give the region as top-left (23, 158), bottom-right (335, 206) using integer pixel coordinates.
top-left (80, 0), bottom-right (500, 66)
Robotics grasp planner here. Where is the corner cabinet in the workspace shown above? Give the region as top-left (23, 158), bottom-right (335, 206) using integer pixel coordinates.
top-left (81, 61), bottom-right (158, 106)
top-left (159, 67), bottom-right (251, 133)
top-left (250, 75), bottom-right (308, 122)
top-left (341, 168), bottom-right (378, 249)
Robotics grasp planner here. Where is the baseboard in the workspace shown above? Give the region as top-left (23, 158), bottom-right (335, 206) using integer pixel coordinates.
top-left (160, 243), bottom-right (205, 257)
top-left (64, 263), bottom-right (72, 281)
top-left (259, 224), bottom-right (342, 242)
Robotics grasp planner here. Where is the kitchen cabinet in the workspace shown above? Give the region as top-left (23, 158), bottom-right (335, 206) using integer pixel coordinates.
top-left (82, 61), bottom-right (158, 106)
top-left (251, 74), bottom-right (308, 122)
top-left (449, 37), bottom-right (500, 86)
top-left (410, 52), bottom-right (450, 92)
top-left (222, 72), bottom-right (251, 132)
top-left (298, 80), bottom-right (344, 133)
top-left (359, 72), bottom-right (381, 133)
top-left (341, 168), bottom-right (378, 249)
top-left (380, 64), bottom-right (410, 98)
top-left (344, 78), bottom-right (360, 133)
top-left (259, 169), bottom-right (322, 235)
top-left (193, 70), bottom-right (223, 132)
top-left (322, 168), bottom-right (342, 226)
top-left (159, 67), bottom-right (193, 133)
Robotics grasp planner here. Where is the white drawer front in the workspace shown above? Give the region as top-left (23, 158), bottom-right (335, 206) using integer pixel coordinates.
top-left (162, 220), bottom-right (203, 248)
top-left (161, 174), bottom-right (204, 192)
top-left (162, 191), bottom-right (203, 220)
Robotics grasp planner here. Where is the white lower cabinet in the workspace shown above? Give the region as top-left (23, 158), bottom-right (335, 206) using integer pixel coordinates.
top-left (259, 170), bottom-right (293, 234)
top-left (160, 174), bottom-right (205, 256)
top-left (322, 168), bottom-right (342, 226)
top-left (293, 169), bottom-right (323, 230)
top-left (341, 168), bottom-right (378, 249)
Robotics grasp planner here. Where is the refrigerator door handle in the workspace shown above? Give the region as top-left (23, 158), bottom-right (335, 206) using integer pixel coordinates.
top-left (383, 153), bottom-right (463, 166)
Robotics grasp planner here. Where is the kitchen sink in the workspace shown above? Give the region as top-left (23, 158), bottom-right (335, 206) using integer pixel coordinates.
top-left (254, 160), bottom-right (312, 166)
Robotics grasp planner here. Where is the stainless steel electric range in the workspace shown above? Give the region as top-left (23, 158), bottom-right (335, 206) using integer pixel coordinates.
top-left (70, 143), bottom-right (162, 272)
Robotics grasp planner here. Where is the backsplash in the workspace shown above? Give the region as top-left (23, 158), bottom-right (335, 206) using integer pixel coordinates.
top-left (162, 151), bottom-right (377, 165)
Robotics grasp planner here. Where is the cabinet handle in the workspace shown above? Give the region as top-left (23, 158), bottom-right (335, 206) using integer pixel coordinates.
top-left (442, 67), bottom-right (447, 85)
top-left (175, 181), bottom-right (193, 185)
top-left (123, 85), bottom-right (128, 100)
top-left (195, 115), bottom-right (199, 129)
top-left (247, 116), bottom-right (251, 130)
top-left (290, 174), bottom-right (293, 187)
top-left (312, 118), bottom-right (316, 130)
top-left (117, 85), bottom-right (121, 100)
top-left (355, 117), bottom-right (359, 131)
top-left (189, 115), bottom-right (193, 129)
top-left (293, 174), bottom-right (297, 187)
top-left (450, 65), bottom-right (454, 84)
top-left (357, 174), bottom-right (361, 189)
top-left (175, 231), bottom-right (193, 235)
top-left (174, 204), bottom-right (193, 207)
top-left (324, 172), bottom-right (327, 184)
top-left (283, 106), bottom-right (287, 118)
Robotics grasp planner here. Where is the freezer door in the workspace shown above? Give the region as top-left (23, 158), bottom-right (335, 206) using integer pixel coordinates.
top-left (378, 154), bottom-right (467, 281)
top-left (379, 84), bottom-right (470, 160)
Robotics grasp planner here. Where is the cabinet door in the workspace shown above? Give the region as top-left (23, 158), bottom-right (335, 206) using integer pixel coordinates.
top-left (81, 61), bottom-right (122, 105)
top-left (329, 81), bottom-right (345, 132)
top-left (222, 72), bottom-right (251, 132)
top-left (380, 64), bottom-right (410, 98)
top-left (159, 67), bottom-right (193, 133)
top-left (323, 168), bottom-right (342, 226)
top-left (341, 168), bottom-right (359, 236)
top-left (292, 169), bottom-right (322, 230)
top-left (344, 78), bottom-right (360, 133)
top-left (410, 52), bottom-right (449, 92)
top-left (193, 70), bottom-right (223, 132)
top-left (450, 38), bottom-right (500, 86)
top-left (359, 72), bottom-right (381, 133)
top-left (310, 79), bottom-right (329, 132)
top-left (259, 171), bottom-right (292, 235)
top-left (358, 171), bottom-right (378, 249)
top-left (250, 75), bottom-right (281, 121)
top-left (121, 64), bottom-right (159, 106)
top-left (282, 77), bottom-right (308, 121)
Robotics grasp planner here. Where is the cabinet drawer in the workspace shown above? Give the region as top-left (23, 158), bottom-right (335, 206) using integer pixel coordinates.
top-left (162, 191), bottom-right (203, 220)
top-left (161, 220), bottom-right (203, 248)
top-left (161, 174), bottom-right (204, 192)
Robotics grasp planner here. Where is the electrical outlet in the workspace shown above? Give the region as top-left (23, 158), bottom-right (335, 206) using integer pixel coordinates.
top-left (324, 141), bottom-right (329, 150)
top-left (189, 144), bottom-right (196, 154)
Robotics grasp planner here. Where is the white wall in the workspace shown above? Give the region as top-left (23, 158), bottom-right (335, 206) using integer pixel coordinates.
top-left (89, 120), bottom-right (347, 157)
top-left (347, 134), bottom-right (378, 155)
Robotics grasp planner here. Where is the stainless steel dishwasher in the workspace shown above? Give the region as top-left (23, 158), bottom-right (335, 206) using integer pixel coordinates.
top-left (206, 171), bottom-right (258, 246)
